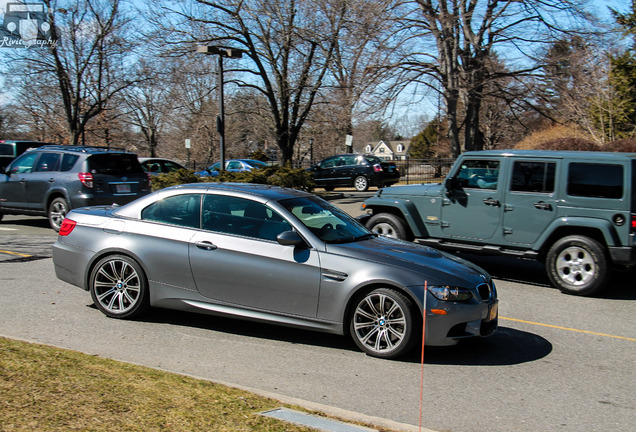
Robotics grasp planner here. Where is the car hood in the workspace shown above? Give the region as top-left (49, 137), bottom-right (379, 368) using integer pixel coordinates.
top-left (326, 235), bottom-right (489, 287)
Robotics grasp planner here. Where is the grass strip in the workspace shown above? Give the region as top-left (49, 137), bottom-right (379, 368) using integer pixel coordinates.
top-left (0, 337), bottom-right (321, 431)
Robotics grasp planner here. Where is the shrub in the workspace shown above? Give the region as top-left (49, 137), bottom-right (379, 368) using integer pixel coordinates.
top-left (150, 165), bottom-right (315, 192)
top-left (535, 137), bottom-right (601, 151)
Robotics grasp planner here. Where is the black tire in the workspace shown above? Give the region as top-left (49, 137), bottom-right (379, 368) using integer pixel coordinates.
top-left (349, 288), bottom-right (418, 359)
top-left (48, 197), bottom-right (69, 232)
top-left (0, 211), bottom-right (3, 222)
top-left (546, 235), bottom-right (609, 296)
top-left (353, 175), bottom-right (369, 192)
top-left (324, 186), bottom-right (335, 192)
top-left (89, 254), bottom-right (150, 319)
top-left (366, 213), bottom-right (411, 240)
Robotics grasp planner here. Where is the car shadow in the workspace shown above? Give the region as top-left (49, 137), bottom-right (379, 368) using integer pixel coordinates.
top-left (126, 307), bottom-right (551, 366)
top-left (405, 326), bottom-right (553, 366)
top-left (455, 252), bottom-right (636, 300)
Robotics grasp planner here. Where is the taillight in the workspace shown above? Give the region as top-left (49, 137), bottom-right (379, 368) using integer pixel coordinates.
top-left (58, 219), bottom-right (76, 236)
top-left (78, 172), bottom-right (94, 188)
top-left (631, 214), bottom-right (636, 232)
top-left (373, 164), bottom-right (383, 173)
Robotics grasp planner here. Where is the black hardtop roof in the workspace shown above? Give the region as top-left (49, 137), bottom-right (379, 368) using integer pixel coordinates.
top-left (463, 149), bottom-right (636, 161)
top-left (167, 182), bottom-right (313, 201)
top-left (33, 145), bottom-right (132, 154)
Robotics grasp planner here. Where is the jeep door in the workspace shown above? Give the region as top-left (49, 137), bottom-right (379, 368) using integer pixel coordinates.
top-left (503, 160), bottom-right (558, 246)
top-left (441, 158), bottom-right (503, 240)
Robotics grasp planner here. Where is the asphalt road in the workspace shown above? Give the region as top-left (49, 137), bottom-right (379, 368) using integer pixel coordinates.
top-left (1, 193), bottom-right (635, 432)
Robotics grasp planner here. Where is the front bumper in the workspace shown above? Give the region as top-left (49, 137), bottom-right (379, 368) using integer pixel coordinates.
top-left (424, 295), bottom-right (498, 347)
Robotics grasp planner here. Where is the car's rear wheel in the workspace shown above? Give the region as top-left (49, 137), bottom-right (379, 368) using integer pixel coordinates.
top-left (48, 197), bottom-right (69, 232)
top-left (546, 235), bottom-right (609, 296)
top-left (366, 213), bottom-right (411, 240)
top-left (353, 175), bottom-right (369, 192)
top-left (349, 288), bottom-right (418, 359)
top-left (89, 255), bottom-right (150, 319)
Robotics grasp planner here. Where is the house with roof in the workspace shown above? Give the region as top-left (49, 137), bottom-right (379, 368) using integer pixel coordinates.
top-left (361, 140), bottom-right (410, 161)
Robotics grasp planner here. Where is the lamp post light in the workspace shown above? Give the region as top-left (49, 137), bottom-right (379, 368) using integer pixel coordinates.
top-left (197, 45), bottom-right (243, 171)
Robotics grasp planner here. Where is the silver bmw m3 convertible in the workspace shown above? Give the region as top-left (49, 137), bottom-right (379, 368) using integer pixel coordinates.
top-left (52, 183), bottom-right (498, 359)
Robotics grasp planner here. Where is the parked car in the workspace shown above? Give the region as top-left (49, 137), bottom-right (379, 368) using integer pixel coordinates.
top-left (0, 145), bottom-right (151, 231)
top-left (308, 154), bottom-right (400, 192)
top-left (139, 157), bottom-right (186, 175)
top-left (52, 182), bottom-right (498, 359)
top-left (0, 139), bottom-right (52, 171)
top-left (361, 149), bottom-right (636, 296)
top-left (195, 159), bottom-right (268, 176)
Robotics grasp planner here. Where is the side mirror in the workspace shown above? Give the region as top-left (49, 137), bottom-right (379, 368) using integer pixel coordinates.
top-left (277, 230), bottom-right (306, 247)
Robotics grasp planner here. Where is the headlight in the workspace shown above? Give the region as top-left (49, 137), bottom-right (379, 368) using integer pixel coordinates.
top-left (428, 285), bottom-right (473, 302)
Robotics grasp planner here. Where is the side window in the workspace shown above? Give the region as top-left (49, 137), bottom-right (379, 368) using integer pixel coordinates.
top-left (568, 163), bottom-right (624, 199)
top-left (341, 155), bottom-right (356, 166)
top-left (511, 161), bottom-right (556, 193)
top-left (455, 159), bottom-right (500, 190)
top-left (320, 157), bottom-right (337, 168)
top-left (227, 160), bottom-right (242, 170)
top-left (9, 152), bottom-right (39, 174)
top-left (60, 154), bottom-right (79, 172)
top-left (34, 152), bottom-right (61, 172)
top-left (141, 194), bottom-right (201, 228)
top-left (202, 195), bottom-right (291, 240)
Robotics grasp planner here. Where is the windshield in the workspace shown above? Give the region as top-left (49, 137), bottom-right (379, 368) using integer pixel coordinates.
top-left (280, 196), bottom-right (373, 244)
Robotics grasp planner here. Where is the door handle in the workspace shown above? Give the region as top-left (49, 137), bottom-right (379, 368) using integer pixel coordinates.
top-left (534, 201), bottom-right (552, 211)
top-left (483, 198), bottom-right (501, 207)
top-left (195, 241), bottom-right (217, 251)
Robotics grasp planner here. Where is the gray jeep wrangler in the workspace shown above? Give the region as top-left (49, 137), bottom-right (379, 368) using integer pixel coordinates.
top-left (361, 150), bottom-right (636, 296)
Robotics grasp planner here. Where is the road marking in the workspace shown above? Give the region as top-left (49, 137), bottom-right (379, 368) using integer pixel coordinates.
top-left (501, 316), bottom-right (636, 342)
top-left (0, 227), bottom-right (18, 231)
top-left (0, 249), bottom-right (32, 258)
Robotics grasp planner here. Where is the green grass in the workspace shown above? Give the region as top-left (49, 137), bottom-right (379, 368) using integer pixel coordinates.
top-left (0, 337), bottom-right (362, 432)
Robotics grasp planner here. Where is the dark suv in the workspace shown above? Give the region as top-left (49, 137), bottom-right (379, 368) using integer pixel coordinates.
top-left (308, 154), bottom-right (400, 192)
top-left (0, 145), bottom-right (151, 231)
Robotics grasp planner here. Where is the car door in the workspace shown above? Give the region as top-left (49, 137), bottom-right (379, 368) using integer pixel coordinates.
top-left (503, 159), bottom-right (558, 245)
top-left (25, 151), bottom-right (62, 209)
top-left (189, 194), bottom-right (322, 317)
top-left (441, 158), bottom-right (503, 240)
top-left (312, 156), bottom-right (338, 188)
top-left (0, 151), bottom-right (39, 209)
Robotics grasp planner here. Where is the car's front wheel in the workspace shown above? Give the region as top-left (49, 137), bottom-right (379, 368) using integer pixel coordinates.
top-left (546, 235), bottom-right (609, 296)
top-left (353, 175), bottom-right (369, 192)
top-left (48, 197), bottom-right (69, 232)
top-left (89, 255), bottom-right (150, 319)
top-left (349, 288), bottom-right (418, 359)
top-left (366, 213), bottom-right (411, 240)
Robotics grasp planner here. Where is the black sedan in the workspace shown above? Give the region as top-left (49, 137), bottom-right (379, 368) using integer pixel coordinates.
top-left (308, 154), bottom-right (400, 191)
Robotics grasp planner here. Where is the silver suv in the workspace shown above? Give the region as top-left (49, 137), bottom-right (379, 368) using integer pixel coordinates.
top-left (0, 145), bottom-right (151, 231)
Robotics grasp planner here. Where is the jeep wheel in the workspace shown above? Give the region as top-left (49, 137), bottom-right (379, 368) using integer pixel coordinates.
top-left (48, 197), bottom-right (69, 232)
top-left (353, 176), bottom-right (369, 192)
top-left (367, 213), bottom-right (412, 241)
top-left (546, 235), bottom-right (609, 296)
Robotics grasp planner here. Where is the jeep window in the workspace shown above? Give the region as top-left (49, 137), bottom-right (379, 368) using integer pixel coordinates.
top-left (34, 152), bottom-right (61, 172)
top-left (567, 163), bottom-right (623, 199)
top-left (0, 144), bottom-right (13, 156)
top-left (455, 160), bottom-right (500, 190)
top-left (87, 154), bottom-right (144, 175)
top-left (511, 161), bottom-right (556, 193)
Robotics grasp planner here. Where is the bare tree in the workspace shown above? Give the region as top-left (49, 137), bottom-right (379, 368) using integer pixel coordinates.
top-left (9, 0), bottom-right (139, 145)
top-left (150, 0), bottom-right (348, 163)
top-left (396, 0), bottom-right (596, 157)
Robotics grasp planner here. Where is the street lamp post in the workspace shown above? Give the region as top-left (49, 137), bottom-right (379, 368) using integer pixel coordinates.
top-left (197, 45), bottom-right (243, 171)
